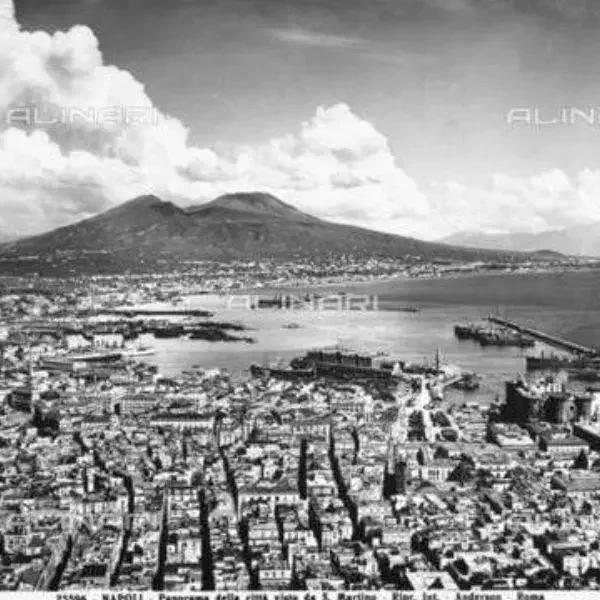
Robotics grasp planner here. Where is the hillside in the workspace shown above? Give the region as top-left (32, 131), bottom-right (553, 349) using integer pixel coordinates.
top-left (0, 192), bottom-right (536, 275)
top-left (443, 223), bottom-right (600, 257)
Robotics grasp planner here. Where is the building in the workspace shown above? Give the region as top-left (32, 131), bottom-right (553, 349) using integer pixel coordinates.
top-left (539, 432), bottom-right (589, 458)
top-left (504, 378), bottom-right (592, 425)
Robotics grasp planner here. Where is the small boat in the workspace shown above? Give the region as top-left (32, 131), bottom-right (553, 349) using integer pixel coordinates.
top-left (452, 372), bottom-right (481, 391)
top-left (454, 323), bottom-right (477, 339)
top-left (153, 325), bottom-right (184, 338)
top-left (122, 346), bottom-right (156, 358)
top-left (398, 306), bottom-right (419, 313)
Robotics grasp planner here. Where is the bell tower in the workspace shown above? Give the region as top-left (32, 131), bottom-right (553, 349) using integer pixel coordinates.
top-left (29, 348), bottom-right (40, 416)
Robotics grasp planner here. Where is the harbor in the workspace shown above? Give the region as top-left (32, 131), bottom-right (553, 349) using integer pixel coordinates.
top-left (487, 314), bottom-right (598, 357)
top-left (3, 273), bottom-right (600, 592)
top-left (454, 322), bottom-right (535, 348)
top-left (4, 0), bottom-right (600, 590)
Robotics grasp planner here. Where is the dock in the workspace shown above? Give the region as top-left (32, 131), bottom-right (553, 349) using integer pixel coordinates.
top-left (95, 308), bottom-right (214, 318)
top-left (441, 374), bottom-right (464, 389)
top-left (487, 315), bottom-right (597, 357)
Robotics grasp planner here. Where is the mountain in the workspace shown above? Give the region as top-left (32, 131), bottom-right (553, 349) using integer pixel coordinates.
top-left (442, 223), bottom-right (600, 257)
top-left (186, 192), bottom-right (312, 221)
top-left (0, 192), bottom-right (539, 275)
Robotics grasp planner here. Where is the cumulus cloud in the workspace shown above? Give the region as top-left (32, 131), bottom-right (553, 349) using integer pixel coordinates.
top-left (427, 168), bottom-right (600, 238)
top-left (0, 128), bottom-right (148, 235)
top-left (1, 0), bottom-right (599, 242)
top-left (0, 0), bottom-right (430, 237)
top-left (208, 103), bottom-right (430, 226)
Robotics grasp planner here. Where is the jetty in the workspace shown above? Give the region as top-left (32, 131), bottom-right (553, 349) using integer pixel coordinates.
top-left (441, 374), bottom-right (466, 389)
top-left (99, 308), bottom-right (214, 318)
top-left (487, 315), bottom-right (597, 357)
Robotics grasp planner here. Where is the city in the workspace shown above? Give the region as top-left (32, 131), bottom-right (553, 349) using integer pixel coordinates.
top-left (1, 281), bottom-right (600, 592)
top-left (5, 0), bottom-right (600, 595)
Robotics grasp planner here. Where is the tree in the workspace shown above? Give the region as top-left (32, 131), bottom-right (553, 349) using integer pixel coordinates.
top-left (449, 460), bottom-right (474, 485)
top-left (574, 450), bottom-right (589, 470)
top-left (434, 446), bottom-right (449, 459)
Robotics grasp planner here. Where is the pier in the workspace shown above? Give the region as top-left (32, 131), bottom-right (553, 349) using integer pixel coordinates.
top-left (98, 308), bottom-right (214, 318)
top-left (487, 315), bottom-right (598, 357)
top-left (441, 374), bottom-right (464, 389)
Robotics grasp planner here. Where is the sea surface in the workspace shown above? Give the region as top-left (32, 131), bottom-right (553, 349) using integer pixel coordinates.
top-left (145, 269), bottom-right (600, 405)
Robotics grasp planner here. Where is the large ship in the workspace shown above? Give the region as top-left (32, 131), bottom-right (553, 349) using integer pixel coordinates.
top-left (526, 352), bottom-right (600, 371)
top-left (478, 330), bottom-right (535, 348)
top-left (250, 362), bottom-right (316, 380)
top-left (251, 347), bottom-right (403, 381)
top-left (63, 350), bottom-right (123, 363)
top-left (40, 349), bottom-right (123, 372)
top-left (454, 322), bottom-right (534, 348)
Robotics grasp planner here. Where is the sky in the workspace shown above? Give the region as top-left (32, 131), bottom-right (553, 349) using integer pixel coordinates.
top-left (2, 0), bottom-right (600, 240)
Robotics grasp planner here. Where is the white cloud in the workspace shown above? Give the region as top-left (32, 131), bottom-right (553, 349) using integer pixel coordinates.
top-left (1, 0), bottom-right (600, 242)
top-left (428, 169), bottom-right (600, 238)
top-left (0, 0), bottom-right (429, 237)
top-left (214, 103), bottom-right (430, 225)
top-left (0, 128), bottom-right (148, 235)
top-left (268, 27), bottom-right (367, 50)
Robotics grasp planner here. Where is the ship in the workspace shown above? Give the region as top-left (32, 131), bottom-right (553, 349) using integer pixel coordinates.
top-left (188, 329), bottom-right (255, 343)
top-left (305, 348), bottom-right (398, 379)
top-left (152, 325), bottom-right (185, 338)
top-left (121, 345), bottom-right (156, 358)
top-left (454, 324), bottom-right (476, 340)
top-left (250, 362), bottom-right (316, 380)
top-left (454, 322), bottom-right (534, 348)
top-left (39, 349), bottom-right (123, 373)
top-left (478, 330), bottom-right (535, 348)
top-left (64, 350), bottom-right (123, 363)
top-left (250, 346), bottom-right (403, 381)
top-left (397, 306), bottom-right (420, 313)
top-left (526, 352), bottom-right (600, 371)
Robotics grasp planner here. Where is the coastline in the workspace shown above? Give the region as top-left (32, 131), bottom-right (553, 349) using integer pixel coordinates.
top-left (239, 264), bottom-right (600, 294)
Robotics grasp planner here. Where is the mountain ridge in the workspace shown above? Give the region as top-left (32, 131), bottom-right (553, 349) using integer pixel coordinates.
top-left (442, 223), bottom-right (600, 257)
top-left (0, 192), bottom-right (544, 275)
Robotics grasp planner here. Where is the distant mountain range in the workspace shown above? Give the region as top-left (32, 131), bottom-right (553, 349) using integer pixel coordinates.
top-left (442, 223), bottom-right (600, 257)
top-left (0, 192), bottom-right (543, 275)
